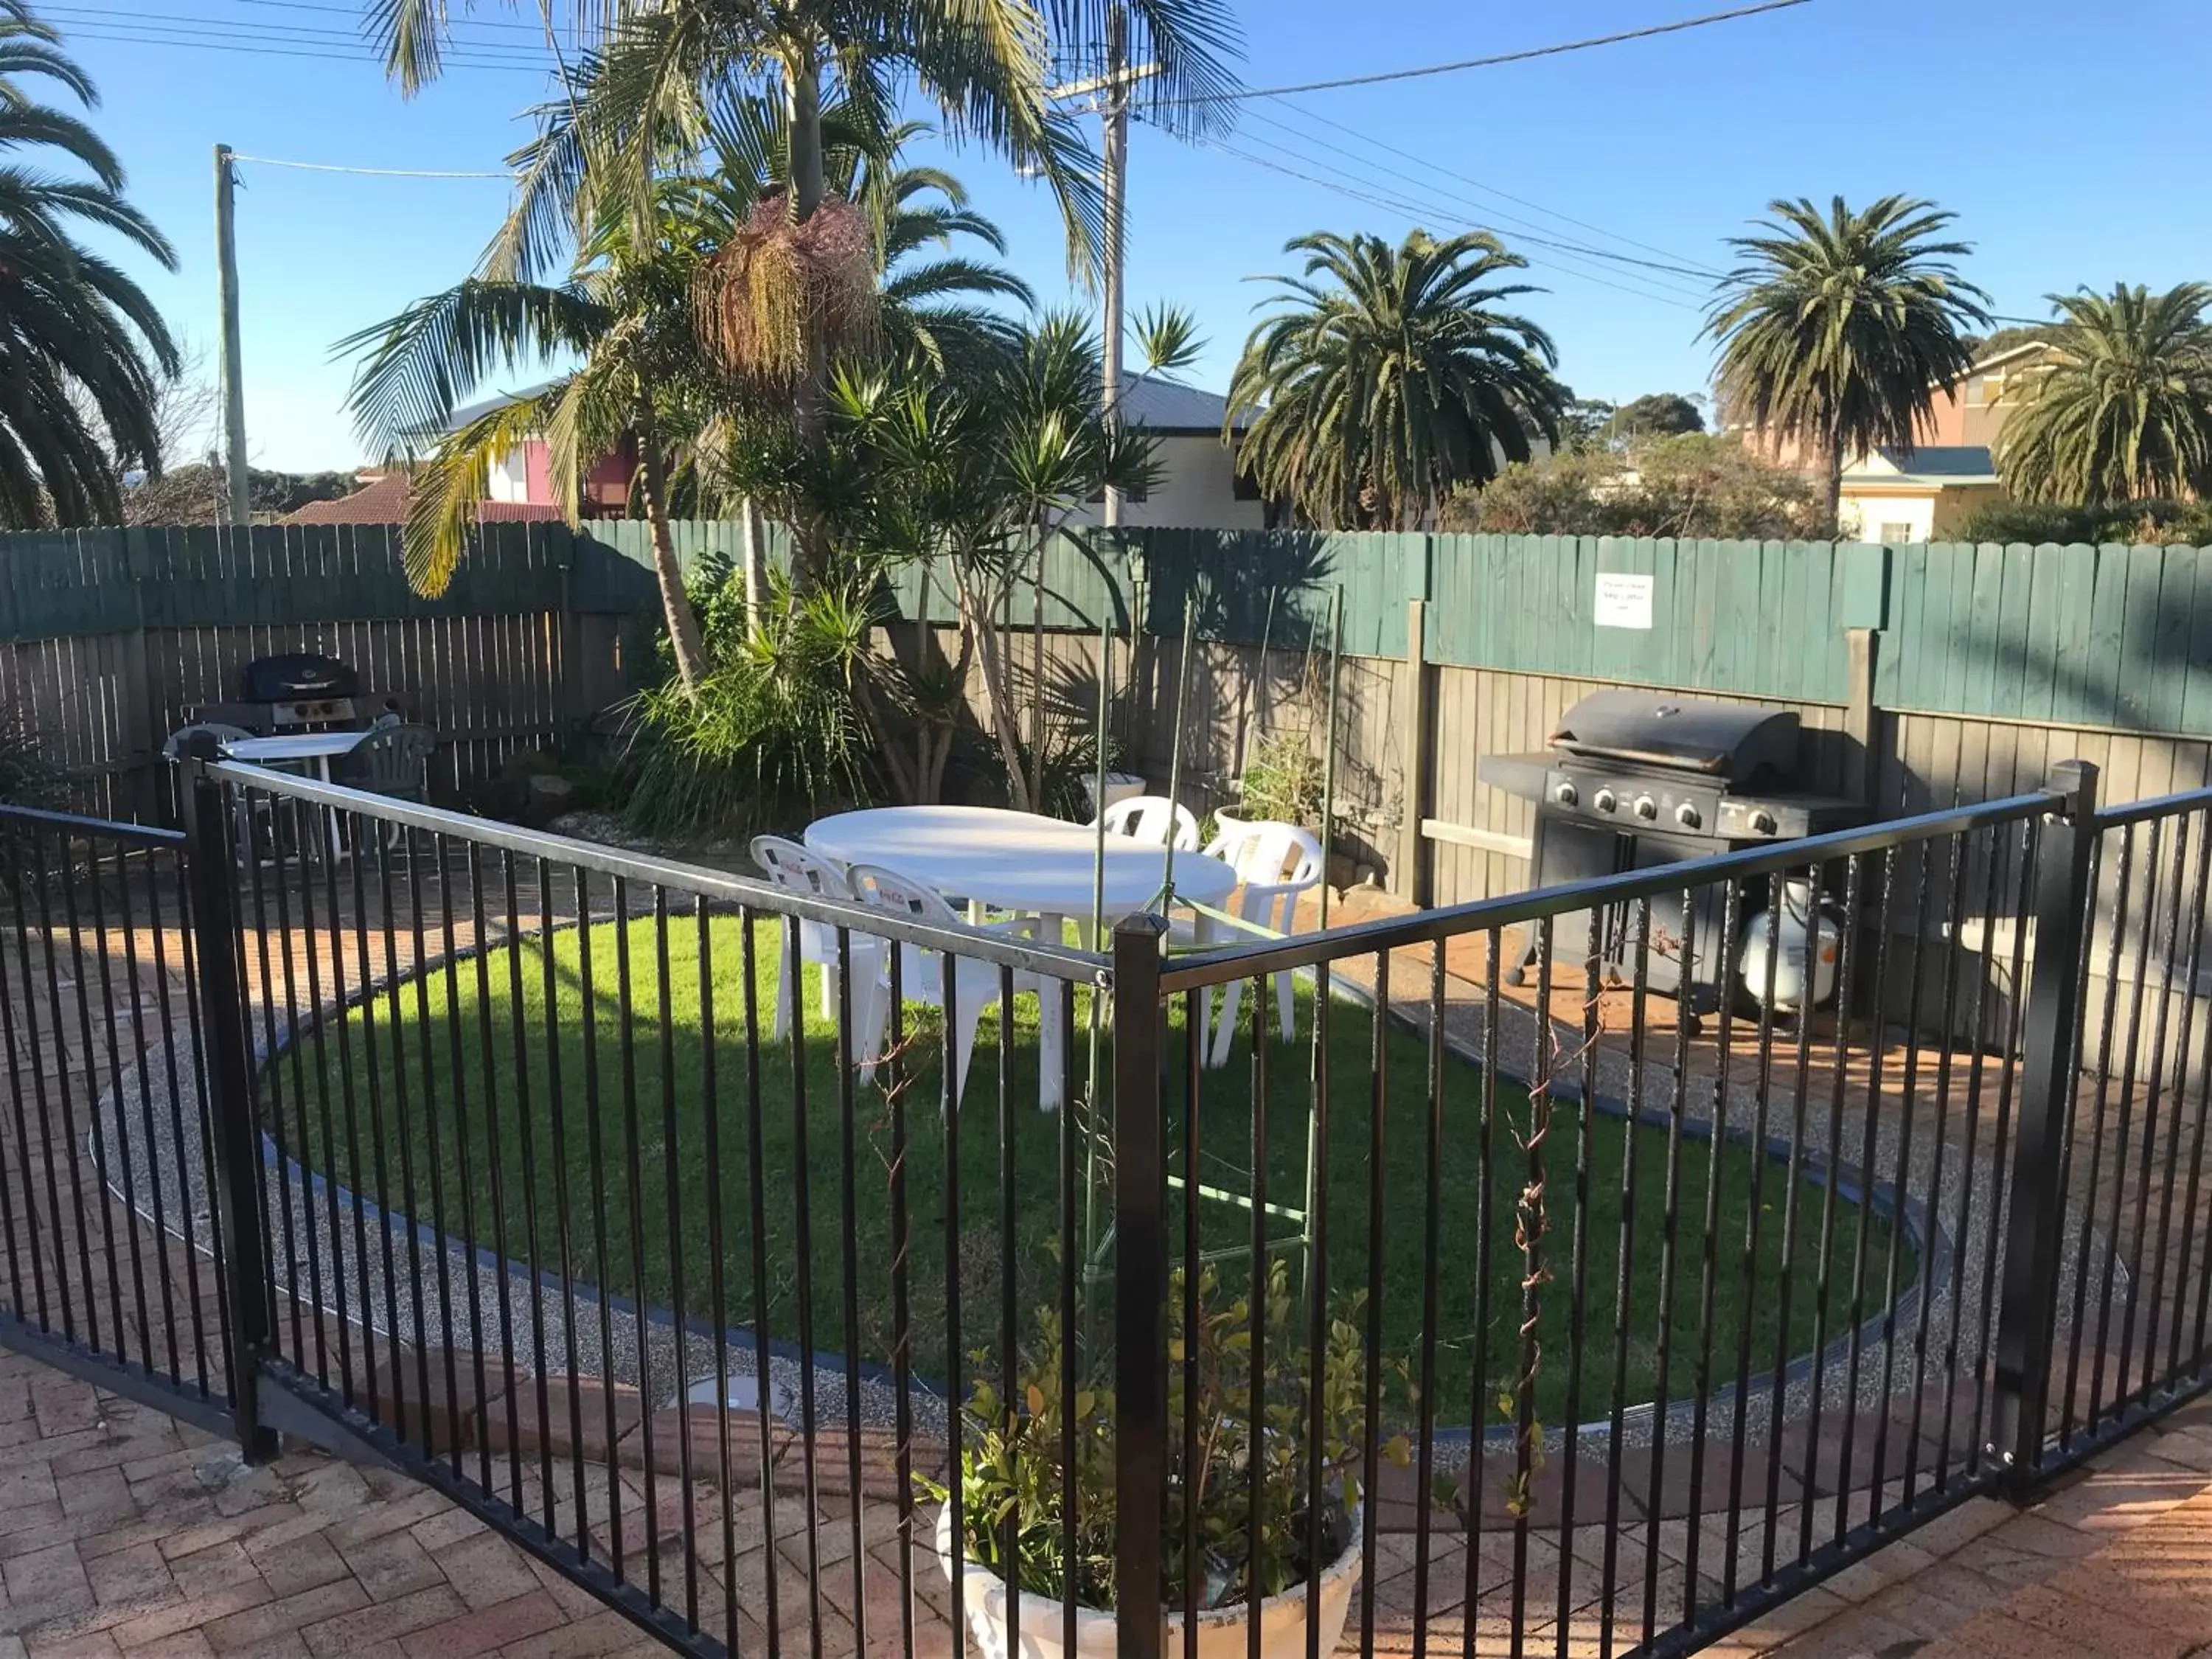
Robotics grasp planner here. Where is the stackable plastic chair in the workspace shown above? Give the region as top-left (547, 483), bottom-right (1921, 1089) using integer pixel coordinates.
top-left (751, 836), bottom-right (888, 1079)
top-left (1091, 794), bottom-right (1200, 852)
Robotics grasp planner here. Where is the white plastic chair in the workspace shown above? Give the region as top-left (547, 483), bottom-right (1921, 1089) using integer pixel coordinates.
top-left (750, 837), bottom-right (888, 1077)
top-left (1091, 794), bottom-right (1200, 852)
top-left (1189, 820), bottom-right (1324, 1066)
top-left (844, 863), bottom-right (1065, 1110)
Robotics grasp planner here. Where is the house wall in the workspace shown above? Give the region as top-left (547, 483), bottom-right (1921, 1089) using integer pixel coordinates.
top-left (1840, 490), bottom-right (1939, 543)
top-left (1062, 434), bottom-right (1266, 532)
top-left (487, 446), bottom-right (532, 504)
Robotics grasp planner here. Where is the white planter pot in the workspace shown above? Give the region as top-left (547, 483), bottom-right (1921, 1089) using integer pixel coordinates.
top-left (933, 1503), bottom-right (1363, 1659)
top-left (1080, 772), bottom-right (1147, 818)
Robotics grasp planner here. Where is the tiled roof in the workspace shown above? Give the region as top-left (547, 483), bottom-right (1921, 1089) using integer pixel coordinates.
top-left (280, 471), bottom-right (411, 524)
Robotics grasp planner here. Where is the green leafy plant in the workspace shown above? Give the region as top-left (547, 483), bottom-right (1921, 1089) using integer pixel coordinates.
top-left (621, 566), bottom-right (888, 836)
top-left (0, 705), bottom-right (68, 811)
top-left (921, 1261), bottom-right (1408, 1614)
top-left (1237, 732), bottom-right (1324, 830)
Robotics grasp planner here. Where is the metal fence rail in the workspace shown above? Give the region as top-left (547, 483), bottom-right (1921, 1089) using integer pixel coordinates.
top-left (7, 754), bottom-right (2212, 1658)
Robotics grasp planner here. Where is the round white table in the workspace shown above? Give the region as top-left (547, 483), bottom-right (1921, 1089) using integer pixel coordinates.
top-left (804, 807), bottom-right (1241, 1105)
top-left (803, 806), bottom-right (1237, 921)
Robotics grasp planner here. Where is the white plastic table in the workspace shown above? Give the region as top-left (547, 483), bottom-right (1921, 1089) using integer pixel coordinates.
top-left (219, 729), bottom-right (375, 858)
top-left (804, 807), bottom-right (1241, 1103)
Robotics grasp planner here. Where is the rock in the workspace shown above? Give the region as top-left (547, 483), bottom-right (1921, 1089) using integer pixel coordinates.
top-left (526, 772), bottom-right (576, 803)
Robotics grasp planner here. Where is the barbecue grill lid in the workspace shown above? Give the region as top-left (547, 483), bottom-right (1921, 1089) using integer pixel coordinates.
top-left (1549, 689), bottom-right (1799, 779)
top-left (240, 652), bottom-right (358, 701)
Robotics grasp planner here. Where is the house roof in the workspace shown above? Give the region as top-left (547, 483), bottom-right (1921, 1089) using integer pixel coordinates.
top-left (1843, 445), bottom-right (1999, 489)
top-left (280, 470), bottom-right (412, 524)
top-left (1969, 338), bottom-right (2052, 373)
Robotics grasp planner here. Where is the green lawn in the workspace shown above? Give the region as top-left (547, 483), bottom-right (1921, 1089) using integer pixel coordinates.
top-left (267, 912), bottom-right (1908, 1428)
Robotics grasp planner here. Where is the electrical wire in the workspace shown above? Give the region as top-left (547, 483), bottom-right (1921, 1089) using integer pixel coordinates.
top-left (41, 2), bottom-right (560, 70)
top-left (41, 0), bottom-right (552, 46)
top-left (229, 154), bottom-right (512, 178)
top-left (1153, 0), bottom-right (1814, 105)
top-left (49, 19), bottom-right (554, 72)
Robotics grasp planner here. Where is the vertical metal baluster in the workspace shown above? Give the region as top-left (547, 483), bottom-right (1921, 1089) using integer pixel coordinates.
top-left (240, 801), bottom-right (297, 1369)
top-left (577, 866), bottom-right (622, 1565)
top-left (465, 844), bottom-right (518, 1504)
top-left (349, 819), bottom-right (402, 1432)
top-left (1681, 878), bottom-right (1743, 1626)
top-left (887, 939), bottom-right (914, 1659)
top-left (1722, 869), bottom-right (1785, 1606)
top-left (88, 835), bottom-right (154, 1372)
top-left (1353, 950), bottom-right (1380, 1659)
top-left (1461, 931), bottom-right (1502, 1659)
top-left (171, 829), bottom-right (234, 1398)
top-left (2129, 811), bottom-right (2193, 1402)
top-left (1554, 914), bottom-right (1599, 1654)
top-left (405, 828), bottom-right (461, 1475)
top-left (1181, 981), bottom-right (1203, 1659)
top-left (117, 841), bottom-right (184, 1385)
top-left (1641, 887), bottom-right (1695, 1646)
top-left (614, 882), bottom-right (659, 1594)
top-left (0, 825), bottom-right (32, 1328)
top-left (1414, 945), bottom-right (1446, 1659)
top-left (841, 935), bottom-right (869, 1659)
top-left (1968, 823), bottom-right (2037, 1475)
top-left (2168, 811), bottom-right (2212, 1380)
top-left (695, 897), bottom-right (739, 1657)
top-left (1800, 856), bottom-right (1862, 1563)
top-left (60, 830), bottom-right (128, 1360)
top-left (548, 866), bottom-right (588, 1548)
top-left (269, 803), bottom-right (324, 1385)
top-left (1941, 823), bottom-right (2007, 1480)
top-left (1763, 861), bottom-right (1822, 1583)
top-left (1921, 829), bottom-right (1972, 1485)
top-left (507, 854), bottom-right (553, 1536)
top-left (652, 889), bottom-right (695, 1632)
top-left (2110, 819), bottom-right (2166, 1413)
top-left (1876, 844), bottom-right (1928, 1515)
top-left (784, 911), bottom-right (821, 1652)
top-left (2090, 822), bottom-right (2154, 1430)
top-left (435, 835), bottom-right (488, 1494)
top-left (1059, 974), bottom-right (1079, 1659)
top-left (945, 950), bottom-right (965, 1659)
top-left (1, 829), bottom-right (53, 1336)
top-left (740, 908), bottom-right (784, 1656)
top-left (1511, 914), bottom-right (1551, 1659)
top-left (1601, 897), bottom-right (1652, 1659)
top-left (1247, 954), bottom-right (1270, 1659)
top-left (2063, 827), bottom-right (2124, 1445)
top-left (1904, 832), bottom-right (1964, 1499)
top-left (1843, 849), bottom-right (1899, 1537)
top-left (372, 817), bottom-right (432, 1450)
top-left (315, 812), bottom-right (366, 1412)
top-left (996, 964), bottom-right (1018, 1659)
top-left (38, 828), bottom-right (103, 1352)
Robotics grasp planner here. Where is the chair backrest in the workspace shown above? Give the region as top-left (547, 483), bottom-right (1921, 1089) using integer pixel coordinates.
top-left (1095, 795), bottom-right (1200, 852)
top-left (352, 724), bottom-right (438, 797)
top-left (843, 863), bottom-right (964, 931)
top-left (751, 835), bottom-right (850, 900)
top-left (1205, 820), bottom-right (1324, 891)
top-left (162, 721), bottom-right (254, 760)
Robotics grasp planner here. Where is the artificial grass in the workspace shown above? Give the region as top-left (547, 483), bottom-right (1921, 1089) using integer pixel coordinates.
top-left (266, 911), bottom-right (1909, 1428)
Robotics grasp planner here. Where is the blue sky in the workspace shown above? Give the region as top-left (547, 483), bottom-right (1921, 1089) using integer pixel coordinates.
top-left (50, 0), bottom-right (2212, 470)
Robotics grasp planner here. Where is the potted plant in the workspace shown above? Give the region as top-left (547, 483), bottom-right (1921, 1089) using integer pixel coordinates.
top-left (922, 1262), bottom-right (1407, 1659)
top-left (1228, 731), bottom-right (1325, 833)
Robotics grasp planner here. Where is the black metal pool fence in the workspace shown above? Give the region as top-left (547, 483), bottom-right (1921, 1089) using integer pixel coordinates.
top-left (1, 748), bottom-right (2210, 1659)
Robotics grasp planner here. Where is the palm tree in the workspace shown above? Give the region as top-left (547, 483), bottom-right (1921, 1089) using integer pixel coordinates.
top-left (1226, 229), bottom-right (1565, 529)
top-left (0, 1), bottom-right (178, 526)
top-left (371, 1), bottom-right (1239, 526)
top-left (1705, 195), bottom-right (1991, 526)
top-left (1992, 284), bottom-right (2212, 504)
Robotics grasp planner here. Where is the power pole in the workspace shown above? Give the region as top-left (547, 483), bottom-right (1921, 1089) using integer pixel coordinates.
top-left (214, 144), bottom-right (249, 525)
top-left (1048, 25), bottom-right (1158, 531)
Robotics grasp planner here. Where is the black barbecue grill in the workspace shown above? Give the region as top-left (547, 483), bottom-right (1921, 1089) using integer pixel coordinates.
top-left (1478, 689), bottom-right (1865, 1009)
top-left (195, 652), bottom-right (389, 736)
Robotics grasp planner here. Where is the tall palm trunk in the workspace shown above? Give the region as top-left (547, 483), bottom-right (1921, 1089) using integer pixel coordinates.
top-left (633, 397), bottom-right (709, 696)
top-left (784, 37), bottom-right (832, 590)
top-left (1824, 411), bottom-right (1846, 533)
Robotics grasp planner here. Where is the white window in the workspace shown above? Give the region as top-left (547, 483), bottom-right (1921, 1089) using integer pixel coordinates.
top-left (1962, 376), bottom-right (1986, 408)
top-left (1878, 521), bottom-right (1916, 544)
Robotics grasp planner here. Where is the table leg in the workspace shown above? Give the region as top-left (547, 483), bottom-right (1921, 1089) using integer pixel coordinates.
top-left (1037, 911), bottom-right (1067, 1112)
top-left (316, 757), bottom-right (348, 863)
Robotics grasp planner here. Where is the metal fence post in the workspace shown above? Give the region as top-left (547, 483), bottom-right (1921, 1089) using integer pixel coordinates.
top-left (1110, 913), bottom-right (1167, 1659)
top-left (181, 734), bottom-right (279, 1463)
top-left (1991, 759), bottom-right (2098, 1489)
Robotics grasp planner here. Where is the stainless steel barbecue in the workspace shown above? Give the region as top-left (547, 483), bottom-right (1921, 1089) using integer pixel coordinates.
top-left (195, 652), bottom-right (389, 735)
top-left (1478, 689), bottom-right (1865, 1009)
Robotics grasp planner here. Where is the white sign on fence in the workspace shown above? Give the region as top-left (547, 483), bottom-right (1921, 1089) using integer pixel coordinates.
top-left (1593, 572), bottom-right (1655, 630)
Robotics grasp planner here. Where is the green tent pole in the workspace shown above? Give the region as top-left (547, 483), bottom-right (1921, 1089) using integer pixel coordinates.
top-left (1301, 585), bottom-right (1344, 1300)
top-left (1162, 594), bottom-right (1198, 908)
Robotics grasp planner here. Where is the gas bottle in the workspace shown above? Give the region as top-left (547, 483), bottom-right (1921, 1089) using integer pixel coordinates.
top-left (1737, 877), bottom-right (1842, 1012)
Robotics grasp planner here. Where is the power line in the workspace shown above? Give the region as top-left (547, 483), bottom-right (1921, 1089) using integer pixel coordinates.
top-left (1156, 0), bottom-right (1814, 105)
top-left (1195, 134), bottom-right (1703, 312)
top-left (1232, 103), bottom-right (1717, 291)
top-left (1267, 94), bottom-right (1725, 278)
top-left (49, 18), bottom-right (553, 72)
top-left (44, 0), bottom-right (552, 45)
top-left (229, 154), bottom-right (512, 179)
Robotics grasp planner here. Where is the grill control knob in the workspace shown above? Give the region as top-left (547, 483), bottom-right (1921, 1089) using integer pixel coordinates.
top-left (1553, 781), bottom-right (1579, 807)
top-left (1749, 808), bottom-right (1779, 836)
top-left (1632, 795), bottom-right (1658, 821)
top-left (1674, 801), bottom-right (1703, 830)
top-left (1592, 787), bottom-right (1618, 813)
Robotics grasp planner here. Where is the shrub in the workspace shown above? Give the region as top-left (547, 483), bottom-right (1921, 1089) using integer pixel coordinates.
top-left (0, 705), bottom-right (69, 810)
top-left (1237, 730), bottom-right (1325, 829)
top-left (1952, 498), bottom-right (2212, 546)
top-left (1443, 434), bottom-right (1830, 540)
top-left (622, 566), bottom-right (887, 838)
top-left (920, 1261), bottom-right (1405, 1612)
